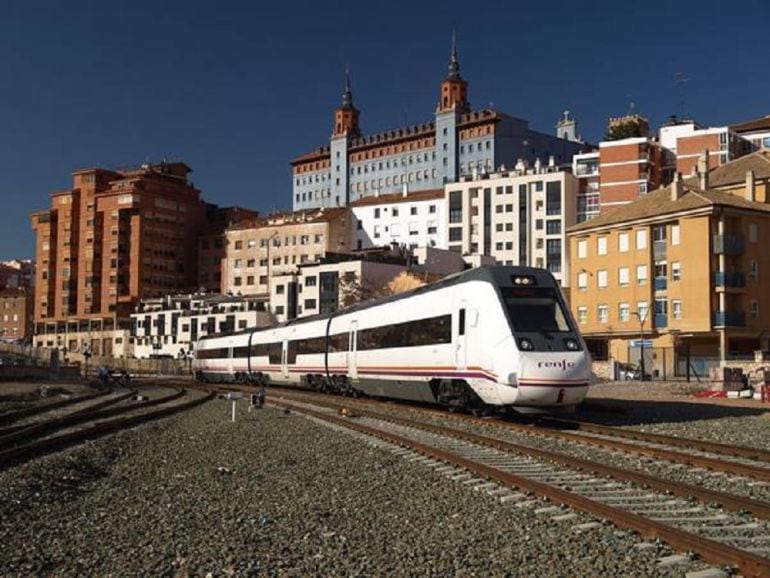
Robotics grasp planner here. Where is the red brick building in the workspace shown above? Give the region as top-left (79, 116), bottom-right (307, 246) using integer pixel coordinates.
top-left (0, 288), bottom-right (33, 342)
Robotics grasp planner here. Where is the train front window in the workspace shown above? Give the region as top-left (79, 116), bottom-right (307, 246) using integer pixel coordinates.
top-left (501, 287), bottom-right (570, 333)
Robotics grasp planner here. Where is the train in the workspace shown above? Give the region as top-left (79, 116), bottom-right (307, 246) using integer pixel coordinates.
top-left (193, 266), bottom-right (592, 413)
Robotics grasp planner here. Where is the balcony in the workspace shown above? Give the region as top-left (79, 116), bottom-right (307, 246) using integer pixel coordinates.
top-left (654, 277), bottom-right (668, 291)
top-left (713, 234), bottom-right (744, 255)
top-left (654, 314), bottom-right (668, 328)
top-left (653, 241), bottom-right (667, 261)
top-left (714, 271), bottom-right (746, 289)
top-left (713, 311), bottom-right (746, 327)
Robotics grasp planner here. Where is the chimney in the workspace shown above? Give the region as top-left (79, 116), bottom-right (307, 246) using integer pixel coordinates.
top-left (402, 183), bottom-right (408, 197)
top-left (534, 158), bottom-right (542, 173)
top-left (746, 170), bottom-right (756, 202)
top-left (671, 172), bottom-right (684, 201)
top-left (548, 155), bottom-right (555, 168)
top-left (697, 149), bottom-right (710, 190)
top-left (375, 187), bottom-right (380, 198)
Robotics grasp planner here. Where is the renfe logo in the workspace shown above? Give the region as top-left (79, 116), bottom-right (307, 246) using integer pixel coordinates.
top-left (538, 359), bottom-right (577, 370)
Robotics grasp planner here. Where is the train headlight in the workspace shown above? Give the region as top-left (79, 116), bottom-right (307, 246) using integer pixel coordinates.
top-left (565, 338), bottom-right (579, 351)
top-left (518, 337), bottom-right (534, 351)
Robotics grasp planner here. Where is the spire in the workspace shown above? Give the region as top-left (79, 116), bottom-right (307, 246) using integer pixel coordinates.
top-left (447, 31), bottom-right (461, 80)
top-left (341, 66), bottom-right (354, 109)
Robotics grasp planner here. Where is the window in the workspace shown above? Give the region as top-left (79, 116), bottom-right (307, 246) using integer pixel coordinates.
top-left (545, 181), bottom-right (561, 215)
top-left (577, 272), bottom-right (588, 290)
top-left (274, 306), bottom-right (284, 315)
top-left (636, 264), bottom-right (648, 284)
top-left (449, 191), bottom-right (462, 223)
top-left (619, 303), bottom-right (630, 322)
top-left (276, 284), bottom-right (285, 295)
top-left (305, 276), bottom-right (317, 287)
top-left (546, 239), bottom-right (562, 273)
top-left (535, 219), bottom-right (543, 230)
top-left (671, 224), bottom-right (680, 246)
top-left (429, 205), bottom-right (437, 214)
top-left (751, 300), bottom-right (759, 319)
top-left (636, 229), bottom-right (647, 250)
top-left (672, 300), bottom-right (682, 320)
top-left (597, 270), bottom-right (608, 288)
top-left (304, 299), bottom-right (317, 310)
top-left (374, 208), bottom-right (381, 219)
top-left (546, 220), bottom-right (561, 234)
top-left (577, 306), bottom-right (587, 324)
top-left (392, 208), bottom-right (399, 217)
top-left (577, 239), bottom-right (587, 259)
top-left (618, 267), bottom-right (629, 286)
top-left (598, 305), bottom-right (608, 323)
top-left (234, 240), bottom-right (243, 250)
top-left (618, 232), bottom-right (629, 253)
top-left (410, 206), bottom-right (417, 215)
top-left (357, 314), bottom-right (452, 351)
top-left (449, 228), bottom-right (462, 242)
top-left (749, 223), bottom-right (758, 244)
top-left (750, 259), bottom-right (758, 281)
top-left (233, 277), bottom-right (242, 286)
top-left (597, 236), bottom-right (607, 256)
top-left (652, 225), bottom-right (666, 243)
top-left (671, 262), bottom-right (681, 282)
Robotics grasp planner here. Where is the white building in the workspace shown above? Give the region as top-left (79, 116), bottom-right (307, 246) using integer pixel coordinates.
top-left (130, 293), bottom-right (273, 358)
top-left (350, 188), bottom-right (446, 251)
top-left (444, 161), bottom-right (578, 287)
top-left (572, 151), bottom-right (600, 222)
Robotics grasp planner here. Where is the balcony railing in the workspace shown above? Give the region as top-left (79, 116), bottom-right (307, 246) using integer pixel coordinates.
top-left (713, 311), bottom-right (746, 327)
top-left (714, 271), bottom-right (746, 288)
top-left (654, 314), bottom-right (668, 328)
top-left (713, 234), bottom-right (745, 255)
top-left (654, 277), bottom-right (668, 291)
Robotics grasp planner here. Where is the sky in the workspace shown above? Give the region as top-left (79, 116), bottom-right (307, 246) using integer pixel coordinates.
top-left (1, 0), bottom-right (769, 259)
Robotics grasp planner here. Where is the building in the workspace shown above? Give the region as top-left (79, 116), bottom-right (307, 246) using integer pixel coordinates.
top-left (567, 152), bottom-right (770, 372)
top-left (197, 206), bottom-right (259, 293)
top-left (0, 260), bottom-right (34, 289)
top-left (291, 40), bottom-right (590, 211)
top-left (0, 288), bottom-right (33, 342)
top-left (573, 151), bottom-right (600, 222)
top-left (350, 188), bottom-right (446, 251)
top-left (269, 247), bottom-right (466, 322)
top-left (731, 114), bottom-right (770, 151)
top-left (444, 162), bottom-right (578, 287)
top-left (130, 293), bottom-right (273, 358)
top-left (30, 162), bottom-right (213, 356)
top-left (222, 208), bottom-right (353, 300)
top-left (658, 119), bottom-right (744, 177)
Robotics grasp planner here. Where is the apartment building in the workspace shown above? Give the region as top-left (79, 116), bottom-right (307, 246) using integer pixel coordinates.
top-left (659, 119), bottom-right (744, 177)
top-left (130, 293), bottom-right (273, 358)
top-left (0, 260), bottom-right (34, 289)
top-left (573, 152), bottom-right (600, 222)
top-left (567, 152), bottom-right (770, 369)
top-left (351, 188), bottom-right (446, 251)
top-left (598, 134), bottom-right (664, 212)
top-left (731, 114), bottom-right (770, 151)
top-left (0, 288), bottom-right (33, 342)
top-left (30, 162), bottom-right (214, 356)
top-left (444, 162), bottom-right (578, 287)
top-left (222, 208), bottom-right (352, 299)
top-left (197, 206), bottom-right (259, 293)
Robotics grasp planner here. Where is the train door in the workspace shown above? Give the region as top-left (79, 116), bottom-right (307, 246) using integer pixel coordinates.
top-left (455, 300), bottom-right (468, 370)
top-left (347, 320), bottom-right (358, 380)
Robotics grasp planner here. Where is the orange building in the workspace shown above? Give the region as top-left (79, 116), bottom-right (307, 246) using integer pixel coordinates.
top-left (567, 152), bottom-right (770, 373)
top-left (30, 162), bottom-right (214, 356)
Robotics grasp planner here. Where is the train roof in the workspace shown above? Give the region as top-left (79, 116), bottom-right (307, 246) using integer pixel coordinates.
top-left (197, 266), bottom-right (555, 344)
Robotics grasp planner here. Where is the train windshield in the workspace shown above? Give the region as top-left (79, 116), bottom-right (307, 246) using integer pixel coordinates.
top-left (500, 287), bottom-right (571, 333)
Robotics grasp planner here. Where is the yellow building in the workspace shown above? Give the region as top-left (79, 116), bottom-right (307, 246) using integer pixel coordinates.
top-left (567, 151), bottom-right (770, 373)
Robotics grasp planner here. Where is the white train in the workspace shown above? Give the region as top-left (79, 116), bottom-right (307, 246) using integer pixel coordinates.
top-left (194, 267), bottom-right (591, 413)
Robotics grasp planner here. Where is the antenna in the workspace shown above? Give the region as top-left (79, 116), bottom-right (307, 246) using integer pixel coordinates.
top-left (625, 95), bottom-right (635, 116)
top-left (675, 72), bottom-right (690, 119)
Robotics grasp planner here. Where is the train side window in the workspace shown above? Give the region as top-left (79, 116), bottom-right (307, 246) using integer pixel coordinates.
top-left (286, 341), bottom-right (297, 364)
top-left (459, 309), bottom-right (466, 336)
top-left (268, 342), bottom-right (282, 364)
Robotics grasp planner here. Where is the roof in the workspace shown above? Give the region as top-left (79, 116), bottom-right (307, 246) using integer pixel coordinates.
top-left (349, 188), bottom-right (444, 207)
top-left (731, 114), bottom-right (770, 134)
top-left (567, 180), bottom-right (770, 234)
top-left (0, 287), bottom-right (30, 299)
top-left (228, 207), bottom-right (349, 231)
top-left (703, 150), bottom-right (770, 188)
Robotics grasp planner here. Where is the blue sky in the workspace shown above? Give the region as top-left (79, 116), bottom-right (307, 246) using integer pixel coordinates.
top-left (1, 0), bottom-right (768, 258)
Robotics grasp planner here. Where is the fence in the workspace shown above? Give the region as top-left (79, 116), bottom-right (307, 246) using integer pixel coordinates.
top-left (0, 343), bottom-right (191, 377)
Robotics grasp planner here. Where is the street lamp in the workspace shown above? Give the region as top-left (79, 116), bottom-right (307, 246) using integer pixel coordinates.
top-left (633, 308), bottom-right (648, 381)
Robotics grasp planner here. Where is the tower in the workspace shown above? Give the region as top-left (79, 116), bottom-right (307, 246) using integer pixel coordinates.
top-left (556, 110), bottom-right (580, 142)
top-left (437, 32), bottom-right (469, 114)
top-left (435, 34), bottom-right (468, 184)
top-left (332, 69), bottom-right (361, 138)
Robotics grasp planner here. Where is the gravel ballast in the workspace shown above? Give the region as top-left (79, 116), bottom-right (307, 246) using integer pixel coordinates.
top-left (0, 397), bottom-right (701, 576)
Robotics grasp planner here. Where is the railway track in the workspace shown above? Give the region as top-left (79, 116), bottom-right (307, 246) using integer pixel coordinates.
top-left (0, 389), bottom-right (111, 426)
top-left (249, 389), bottom-right (770, 576)
top-left (0, 387), bottom-right (214, 469)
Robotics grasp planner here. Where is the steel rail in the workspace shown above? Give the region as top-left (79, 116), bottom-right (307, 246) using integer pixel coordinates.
top-left (271, 398), bottom-right (770, 578)
top-left (543, 417), bottom-right (770, 463)
top-left (0, 391), bottom-right (212, 468)
top-left (0, 389), bottom-right (183, 447)
top-left (0, 390), bottom-right (110, 426)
